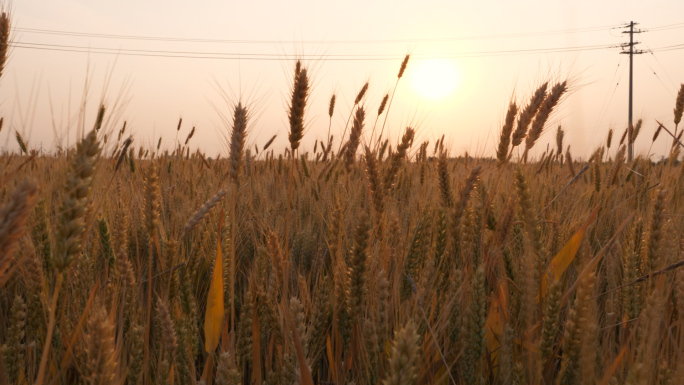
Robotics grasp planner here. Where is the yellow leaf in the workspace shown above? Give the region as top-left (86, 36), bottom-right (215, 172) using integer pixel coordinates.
top-left (204, 212), bottom-right (225, 353)
top-left (18, 369), bottom-right (27, 385)
top-left (598, 325), bottom-right (635, 385)
top-left (433, 366), bottom-right (448, 385)
top-left (538, 206), bottom-right (598, 300)
top-left (326, 333), bottom-right (335, 380)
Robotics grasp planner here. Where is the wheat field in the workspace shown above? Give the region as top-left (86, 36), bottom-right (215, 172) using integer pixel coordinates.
top-left (2, 14), bottom-right (684, 385)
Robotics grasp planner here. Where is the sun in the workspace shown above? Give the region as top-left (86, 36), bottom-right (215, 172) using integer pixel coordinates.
top-left (411, 59), bottom-right (459, 100)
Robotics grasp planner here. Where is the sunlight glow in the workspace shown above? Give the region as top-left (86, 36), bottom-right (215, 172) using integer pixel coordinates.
top-left (411, 59), bottom-right (459, 100)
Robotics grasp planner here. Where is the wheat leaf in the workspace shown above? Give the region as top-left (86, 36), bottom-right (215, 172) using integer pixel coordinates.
top-left (538, 205), bottom-right (599, 300)
top-left (204, 210), bottom-right (225, 353)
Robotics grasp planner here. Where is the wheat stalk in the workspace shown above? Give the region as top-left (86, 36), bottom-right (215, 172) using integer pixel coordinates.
top-left (376, 55), bottom-right (410, 151)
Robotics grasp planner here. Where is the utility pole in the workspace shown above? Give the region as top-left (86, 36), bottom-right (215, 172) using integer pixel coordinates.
top-left (620, 21), bottom-right (646, 162)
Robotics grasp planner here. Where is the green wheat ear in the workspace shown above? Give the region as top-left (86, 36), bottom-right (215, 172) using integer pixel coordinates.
top-left (383, 321), bottom-right (420, 385)
top-left (54, 128), bottom-right (100, 272)
top-left (15, 131), bottom-right (28, 154)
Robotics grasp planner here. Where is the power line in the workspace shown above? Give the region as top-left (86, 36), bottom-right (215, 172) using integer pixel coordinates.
top-left (11, 21), bottom-right (684, 61)
top-left (644, 45), bottom-right (678, 88)
top-left (9, 41), bottom-right (616, 61)
top-left (29, 20), bottom-right (684, 45)
top-left (651, 43), bottom-right (684, 52)
top-left (9, 21), bottom-right (684, 49)
top-left (592, 57), bottom-right (624, 144)
top-left (646, 22), bottom-right (684, 31)
top-left (12, 24), bottom-right (619, 45)
top-left (641, 55), bottom-right (674, 97)
top-left (13, 41), bottom-right (414, 58)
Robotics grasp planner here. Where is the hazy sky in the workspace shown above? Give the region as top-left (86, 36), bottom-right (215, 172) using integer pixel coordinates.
top-left (2, 0), bottom-right (684, 159)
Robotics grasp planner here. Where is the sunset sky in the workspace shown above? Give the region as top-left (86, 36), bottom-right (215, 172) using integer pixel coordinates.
top-left (2, 0), bottom-right (684, 159)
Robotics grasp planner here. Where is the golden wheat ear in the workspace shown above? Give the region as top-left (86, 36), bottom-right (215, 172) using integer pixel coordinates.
top-left (83, 307), bottom-right (119, 385)
top-left (344, 106), bottom-right (365, 172)
top-left (54, 128), bottom-right (100, 272)
top-left (355, 82), bottom-right (369, 105)
top-left (288, 61), bottom-right (308, 154)
top-left (183, 189), bottom-right (227, 237)
top-left (0, 7), bottom-right (10, 81)
top-left (524, 81), bottom-right (567, 159)
top-left (496, 101), bottom-right (518, 165)
top-left (674, 84), bottom-right (684, 130)
top-left (510, 82), bottom-right (548, 154)
top-left (0, 179), bottom-right (39, 287)
top-left (383, 321), bottom-right (420, 385)
top-left (227, 102), bottom-right (248, 184)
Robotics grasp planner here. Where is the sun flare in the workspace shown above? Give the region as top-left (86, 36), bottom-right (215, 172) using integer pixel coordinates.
top-left (411, 59), bottom-right (459, 100)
